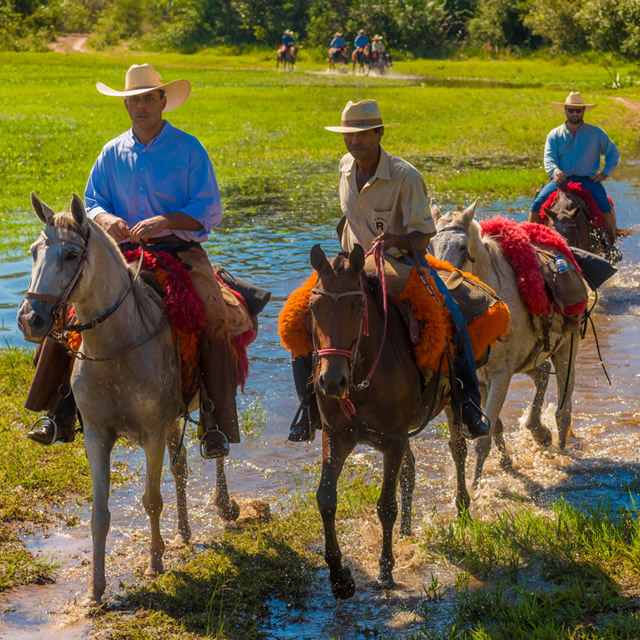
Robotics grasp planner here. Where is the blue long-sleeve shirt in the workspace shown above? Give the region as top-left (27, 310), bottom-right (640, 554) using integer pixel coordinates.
top-left (354, 35), bottom-right (369, 48)
top-left (544, 122), bottom-right (619, 178)
top-left (331, 37), bottom-right (346, 48)
top-left (282, 35), bottom-right (295, 46)
top-left (85, 120), bottom-right (221, 243)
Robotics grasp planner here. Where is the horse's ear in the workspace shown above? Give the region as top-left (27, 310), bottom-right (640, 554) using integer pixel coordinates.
top-left (348, 244), bottom-right (365, 273)
top-left (461, 199), bottom-right (479, 227)
top-left (310, 244), bottom-right (329, 272)
top-left (30, 192), bottom-right (54, 225)
top-left (70, 193), bottom-right (87, 226)
top-left (429, 198), bottom-right (442, 224)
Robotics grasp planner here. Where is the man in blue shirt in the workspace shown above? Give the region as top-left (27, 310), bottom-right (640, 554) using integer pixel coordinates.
top-left (529, 92), bottom-right (619, 250)
top-left (354, 29), bottom-right (369, 49)
top-left (330, 32), bottom-right (346, 50)
top-left (282, 29), bottom-right (295, 48)
top-left (27, 64), bottom-right (240, 458)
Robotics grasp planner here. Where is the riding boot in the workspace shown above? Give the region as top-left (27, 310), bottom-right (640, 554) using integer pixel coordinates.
top-left (450, 340), bottom-right (490, 440)
top-left (27, 392), bottom-right (78, 445)
top-left (288, 355), bottom-right (321, 442)
top-left (199, 333), bottom-right (240, 459)
top-left (25, 337), bottom-right (78, 445)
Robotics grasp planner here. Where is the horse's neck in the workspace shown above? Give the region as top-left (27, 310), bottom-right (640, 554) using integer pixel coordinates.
top-left (72, 227), bottom-right (160, 354)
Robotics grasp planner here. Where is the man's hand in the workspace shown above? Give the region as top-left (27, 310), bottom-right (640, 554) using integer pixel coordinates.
top-left (372, 231), bottom-right (397, 250)
top-left (593, 172), bottom-right (608, 184)
top-left (553, 169), bottom-right (567, 185)
top-left (129, 216), bottom-right (170, 244)
top-left (94, 213), bottom-right (130, 243)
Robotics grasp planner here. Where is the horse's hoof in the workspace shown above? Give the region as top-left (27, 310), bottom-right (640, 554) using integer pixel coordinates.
top-left (399, 526), bottom-right (412, 539)
top-left (530, 426), bottom-right (553, 447)
top-left (145, 560), bottom-right (164, 577)
top-left (170, 532), bottom-right (190, 548)
top-left (373, 577), bottom-right (397, 591)
top-left (499, 455), bottom-right (513, 471)
top-left (216, 499), bottom-right (240, 522)
top-left (330, 567), bottom-right (355, 600)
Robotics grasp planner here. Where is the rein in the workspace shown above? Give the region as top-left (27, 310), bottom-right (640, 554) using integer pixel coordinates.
top-left (311, 242), bottom-right (389, 422)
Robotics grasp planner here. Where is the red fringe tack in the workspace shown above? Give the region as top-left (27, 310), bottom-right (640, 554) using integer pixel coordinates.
top-left (539, 182), bottom-right (605, 229)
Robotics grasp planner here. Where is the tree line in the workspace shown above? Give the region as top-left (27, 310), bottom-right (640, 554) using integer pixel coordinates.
top-left (3, 0), bottom-right (640, 58)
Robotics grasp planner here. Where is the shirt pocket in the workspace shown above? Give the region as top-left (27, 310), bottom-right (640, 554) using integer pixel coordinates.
top-left (372, 209), bottom-right (393, 235)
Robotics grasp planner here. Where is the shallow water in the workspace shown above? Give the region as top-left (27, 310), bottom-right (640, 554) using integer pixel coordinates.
top-left (0, 164), bottom-right (638, 639)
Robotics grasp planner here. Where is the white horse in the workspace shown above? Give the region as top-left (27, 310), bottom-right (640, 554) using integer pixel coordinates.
top-left (17, 193), bottom-right (238, 603)
top-left (429, 200), bottom-right (581, 486)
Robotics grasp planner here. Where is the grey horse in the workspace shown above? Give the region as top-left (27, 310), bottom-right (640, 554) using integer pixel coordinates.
top-left (17, 193), bottom-right (238, 603)
top-left (429, 200), bottom-right (581, 487)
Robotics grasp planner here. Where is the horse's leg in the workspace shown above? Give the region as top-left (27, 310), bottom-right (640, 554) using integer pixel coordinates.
top-left (524, 361), bottom-right (553, 447)
top-left (445, 405), bottom-right (470, 515)
top-left (214, 457), bottom-right (240, 521)
top-left (375, 440), bottom-right (408, 590)
top-left (84, 428), bottom-right (116, 603)
top-left (553, 334), bottom-right (578, 449)
top-left (398, 444), bottom-right (415, 537)
top-left (317, 428), bottom-right (355, 599)
top-left (473, 373), bottom-right (511, 487)
top-left (166, 424), bottom-right (191, 546)
top-left (142, 435), bottom-right (167, 577)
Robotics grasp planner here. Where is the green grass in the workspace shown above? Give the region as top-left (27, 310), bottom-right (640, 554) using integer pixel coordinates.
top-left (0, 347), bottom-right (92, 591)
top-left (2, 50), bottom-right (639, 259)
top-left (411, 498), bottom-right (640, 639)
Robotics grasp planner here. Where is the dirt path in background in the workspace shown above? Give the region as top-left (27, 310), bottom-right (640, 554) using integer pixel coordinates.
top-left (48, 34), bottom-right (91, 54)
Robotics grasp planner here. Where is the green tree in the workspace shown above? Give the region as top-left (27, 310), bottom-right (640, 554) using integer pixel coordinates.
top-left (523, 0), bottom-right (587, 52)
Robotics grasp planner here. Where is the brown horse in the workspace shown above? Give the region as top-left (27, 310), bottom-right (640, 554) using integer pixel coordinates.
top-left (276, 45), bottom-right (297, 71)
top-left (328, 47), bottom-right (349, 72)
top-left (352, 45), bottom-right (371, 75)
top-left (308, 243), bottom-right (467, 599)
top-left (542, 189), bottom-right (603, 255)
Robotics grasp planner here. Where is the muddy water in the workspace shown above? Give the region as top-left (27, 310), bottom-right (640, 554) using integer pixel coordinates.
top-left (0, 165), bottom-right (638, 639)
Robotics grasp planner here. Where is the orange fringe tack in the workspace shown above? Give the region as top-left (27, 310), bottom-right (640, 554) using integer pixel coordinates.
top-left (279, 257), bottom-right (510, 375)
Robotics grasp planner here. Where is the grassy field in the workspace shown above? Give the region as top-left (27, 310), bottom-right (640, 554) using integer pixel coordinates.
top-left (2, 50), bottom-right (639, 259)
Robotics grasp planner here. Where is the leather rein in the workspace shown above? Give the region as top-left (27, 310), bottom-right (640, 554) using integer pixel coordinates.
top-left (310, 242), bottom-right (389, 424)
top-left (24, 228), bottom-right (158, 361)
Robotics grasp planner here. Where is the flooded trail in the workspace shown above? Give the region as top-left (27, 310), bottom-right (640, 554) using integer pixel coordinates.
top-left (0, 165), bottom-right (638, 639)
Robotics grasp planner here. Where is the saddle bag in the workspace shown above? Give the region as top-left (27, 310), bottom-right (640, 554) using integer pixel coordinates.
top-left (533, 244), bottom-right (588, 316)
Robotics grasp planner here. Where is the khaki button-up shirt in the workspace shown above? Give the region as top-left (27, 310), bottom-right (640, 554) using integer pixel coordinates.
top-left (339, 146), bottom-right (435, 257)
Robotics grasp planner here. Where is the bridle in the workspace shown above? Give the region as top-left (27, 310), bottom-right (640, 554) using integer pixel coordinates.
top-left (310, 242), bottom-right (388, 420)
top-left (24, 226), bottom-right (152, 361)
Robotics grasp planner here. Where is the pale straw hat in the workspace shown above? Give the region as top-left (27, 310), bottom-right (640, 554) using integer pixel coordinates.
top-left (96, 63), bottom-right (191, 112)
top-left (334, 32), bottom-right (342, 37)
top-left (552, 91), bottom-right (597, 112)
top-left (325, 99), bottom-right (398, 133)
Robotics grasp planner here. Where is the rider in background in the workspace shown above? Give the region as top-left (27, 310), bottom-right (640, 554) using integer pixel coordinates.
top-left (330, 31), bottom-right (346, 52)
top-left (528, 91), bottom-right (620, 254)
top-left (353, 29), bottom-right (370, 51)
top-left (281, 29), bottom-right (296, 52)
top-left (372, 34), bottom-right (392, 66)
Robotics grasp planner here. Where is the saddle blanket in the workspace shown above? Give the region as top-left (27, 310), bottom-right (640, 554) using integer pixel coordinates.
top-left (278, 254), bottom-right (510, 375)
top-left (479, 216), bottom-right (588, 317)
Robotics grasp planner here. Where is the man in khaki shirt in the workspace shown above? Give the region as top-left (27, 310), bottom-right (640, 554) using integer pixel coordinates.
top-left (288, 99), bottom-right (489, 443)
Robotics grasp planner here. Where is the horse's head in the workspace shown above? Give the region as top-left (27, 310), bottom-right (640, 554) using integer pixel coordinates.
top-left (429, 199), bottom-right (479, 269)
top-left (543, 190), bottom-right (591, 250)
top-left (309, 243), bottom-right (366, 399)
top-left (17, 193), bottom-right (89, 343)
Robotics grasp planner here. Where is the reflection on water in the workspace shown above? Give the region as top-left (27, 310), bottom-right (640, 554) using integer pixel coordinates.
top-left (0, 165), bottom-right (638, 639)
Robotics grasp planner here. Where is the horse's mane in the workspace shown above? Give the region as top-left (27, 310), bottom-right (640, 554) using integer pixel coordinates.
top-left (470, 219), bottom-right (514, 281)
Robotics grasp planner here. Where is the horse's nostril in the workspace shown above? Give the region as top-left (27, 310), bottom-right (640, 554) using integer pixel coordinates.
top-left (31, 314), bottom-right (45, 330)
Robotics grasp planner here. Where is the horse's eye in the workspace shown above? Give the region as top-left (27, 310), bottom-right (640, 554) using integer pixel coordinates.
top-left (64, 249), bottom-right (79, 261)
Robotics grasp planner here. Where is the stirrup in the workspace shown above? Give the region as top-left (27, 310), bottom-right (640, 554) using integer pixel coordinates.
top-left (27, 415), bottom-right (58, 446)
top-left (199, 428), bottom-right (230, 459)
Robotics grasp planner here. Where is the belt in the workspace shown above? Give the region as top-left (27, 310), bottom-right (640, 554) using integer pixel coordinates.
top-left (142, 233), bottom-right (184, 245)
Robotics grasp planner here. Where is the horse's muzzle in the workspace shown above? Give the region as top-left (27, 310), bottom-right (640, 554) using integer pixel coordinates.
top-left (17, 299), bottom-right (54, 343)
top-left (317, 363), bottom-right (349, 399)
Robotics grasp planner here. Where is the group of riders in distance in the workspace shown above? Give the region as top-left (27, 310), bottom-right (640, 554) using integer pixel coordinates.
top-left (276, 28), bottom-right (392, 74)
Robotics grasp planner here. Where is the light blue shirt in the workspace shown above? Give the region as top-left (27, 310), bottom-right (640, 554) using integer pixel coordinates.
top-left (544, 122), bottom-right (619, 179)
top-left (354, 35), bottom-right (369, 48)
top-left (85, 121), bottom-right (221, 243)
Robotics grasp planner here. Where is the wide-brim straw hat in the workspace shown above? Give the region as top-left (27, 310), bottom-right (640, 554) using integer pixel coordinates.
top-left (373, 34), bottom-right (382, 40)
top-left (334, 32), bottom-right (342, 37)
top-left (284, 29), bottom-right (293, 35)
top-left (552, 91), bottom-right (597, 112)
top-left (325, 99), bottom-right (398, 133)
top-left (96, 63), bottom-right (191, 112)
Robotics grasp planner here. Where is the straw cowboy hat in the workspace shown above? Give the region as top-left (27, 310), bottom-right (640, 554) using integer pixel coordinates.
top-left (334, 32), bottom-right (342, 37)
top-left (325, 99), bottom-right (398, 133)
top-left (373, 34), bottom-right (383, 40)
top-left (552, 91), bottom-right (597, 112)
top-left (284, 29), bottom-right (293, 35)
top-left (96, 63), bottom-right (191, 112)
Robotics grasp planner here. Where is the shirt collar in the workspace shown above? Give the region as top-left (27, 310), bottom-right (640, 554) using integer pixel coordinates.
top-left (341, 145), bottom-right (391, 182)
top-left (126, 120), bottom-right (172, 148)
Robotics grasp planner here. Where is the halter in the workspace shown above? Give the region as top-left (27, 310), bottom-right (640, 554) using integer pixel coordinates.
top-left (23, 227), bottom-right (149, 360)
top-left (310, 242), bottom-right (388, 421)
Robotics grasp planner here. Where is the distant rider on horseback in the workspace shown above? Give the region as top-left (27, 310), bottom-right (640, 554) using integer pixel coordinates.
top-left (354, 29), bottom-right (369, 49)
top-left (372, 34), bottom-right (391, 66)
top-left (281, 29), bottom-right (296, 52)
top-left (528, 91), bottom-right (620, 255)
top-left (330, 31), bottom-right (346, 52)
top-left (26, 64), bottom-right (241, 459)
top-left (287, 99), bottom-right (490, 443)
